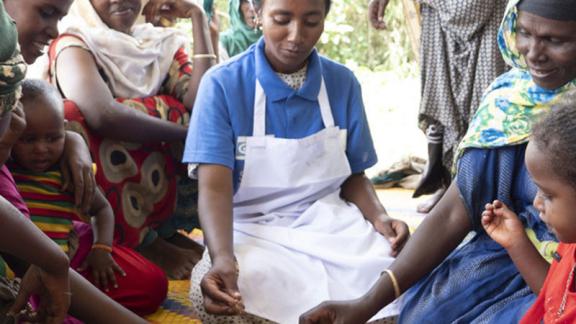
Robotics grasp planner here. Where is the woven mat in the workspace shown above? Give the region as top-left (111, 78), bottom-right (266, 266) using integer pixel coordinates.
top-left (146, 280), bottom-right (201, 323)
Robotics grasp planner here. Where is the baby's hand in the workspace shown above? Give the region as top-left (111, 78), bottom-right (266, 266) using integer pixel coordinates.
top-left (78, 249), bottom-right (125, 291)
top-left (481, 200), bottom-right (525, 249)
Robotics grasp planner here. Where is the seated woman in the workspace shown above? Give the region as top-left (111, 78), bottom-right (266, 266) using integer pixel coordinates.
top-left (300, 0), bottom-right (576, 322)
top-left (183, 0), bottom-right (410, 322)
top-left (0, 0), bottom-right (148, 322)
top-left (10, 79), bottom-right (168, 316)
top-left (219, 0), bottom-right (261, 57)
top-left (46, 0), bottom-right (217, 278)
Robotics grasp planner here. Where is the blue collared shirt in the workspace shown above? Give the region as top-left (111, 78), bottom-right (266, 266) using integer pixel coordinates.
top-left (183, 37), bottom-right (377, 192)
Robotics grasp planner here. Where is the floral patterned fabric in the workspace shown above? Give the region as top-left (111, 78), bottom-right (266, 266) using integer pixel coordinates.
top-left (456, 0), bottom-right (576, 159)
top-left (48, 35), bottom-right (192, 247)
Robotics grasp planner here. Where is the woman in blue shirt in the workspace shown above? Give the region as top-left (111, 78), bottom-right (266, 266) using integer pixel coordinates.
top-left (183, 0), bottom-right (410, 322)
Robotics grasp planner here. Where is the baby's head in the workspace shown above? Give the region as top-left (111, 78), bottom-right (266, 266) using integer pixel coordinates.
top-left (12, 79), bottom-right (66, 172)
top-left (526, 92), bottom-right (576, 242)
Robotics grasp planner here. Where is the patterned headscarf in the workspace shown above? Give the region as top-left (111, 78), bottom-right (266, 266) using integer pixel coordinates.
top-left (0, 0), bottom-right (26, 116)
top-left (456, 0), bottom-right (576, 160)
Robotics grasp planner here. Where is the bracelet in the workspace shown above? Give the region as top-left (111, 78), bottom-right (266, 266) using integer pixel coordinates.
top-left (91, 243), bottom-right (113, 253)
top-left (382, 269), bottom-right (401, 299)
top-left (193, 53), bottom-right (217, 60)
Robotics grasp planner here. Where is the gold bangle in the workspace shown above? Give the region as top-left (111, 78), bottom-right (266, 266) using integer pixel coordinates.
top-left (382, 269), bottom-right (401, 299)
top-left (91, 243), bottom-right (113, 253)
top-left (193, 54), bottom-right (217, 60)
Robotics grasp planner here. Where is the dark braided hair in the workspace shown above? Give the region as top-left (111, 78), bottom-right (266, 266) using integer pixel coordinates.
top-left (249, 0), bottom-right (331, 15)
top-left (531, 91), bottom-right (576, 189)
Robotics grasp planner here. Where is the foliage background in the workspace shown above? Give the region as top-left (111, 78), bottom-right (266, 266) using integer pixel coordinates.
top-left (211, 0), bottom-right (417, 76)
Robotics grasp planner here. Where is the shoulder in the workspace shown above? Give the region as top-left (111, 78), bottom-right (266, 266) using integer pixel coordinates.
top-left (206, 47), bottom-right (256, 82)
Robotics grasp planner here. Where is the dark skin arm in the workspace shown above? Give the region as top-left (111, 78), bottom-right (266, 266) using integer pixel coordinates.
top-left (300, 182), bottom-right (472, 323)
top-left (197, 164), bottom-right (244, 315)
top-left (77, 188), bottom-right (126, 290)
top-left (340, 173), bottom-right (409, 256)
top-left (0, 196), bottom-right (70, 323)
top-left (55, 48), bottom-right (187, 143)
top-left (142, 0), bottom-right (216, 109)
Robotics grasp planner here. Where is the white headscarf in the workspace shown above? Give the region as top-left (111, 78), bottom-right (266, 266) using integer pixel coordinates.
top-left (58, 0), bottom-right (188, 98)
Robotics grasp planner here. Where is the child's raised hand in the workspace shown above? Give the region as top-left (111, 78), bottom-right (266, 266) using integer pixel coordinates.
top-left (481, 200), bottom-right (525, 249)
top-left (78, 249), bottom-right (126, 291)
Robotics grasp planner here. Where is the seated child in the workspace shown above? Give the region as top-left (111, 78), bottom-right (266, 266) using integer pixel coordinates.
top-left (481, 94), bottom-right (576, 323)
top-left (9, 79), bottom-right (168, 316)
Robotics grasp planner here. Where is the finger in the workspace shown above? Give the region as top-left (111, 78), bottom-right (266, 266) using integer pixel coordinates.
top-left (99, 269), bottom-right (110, 290)
top-left (107, 267), bottom-right (118, 289)
top-left (81, 168), bottom-right (95, 213)
top-left (377, 0), bottom-right (386, 21)
top-left (7, 286), bottom-right (31, 317)
top-left (203, 296), bottom-right (243, 315)
top-left (201, 279), bottom-right (239, 306)
top-left (60, 160), bottom-right (71, 192)
top-left (72, 170), bottom-right (85, 209)
top-left (379, 222), bottom-right (397, 241)
top-left (113, 262), bottom-right (127, 277)
top-left (493, 200), bottom-right (503, 208)
top-left (92, 269), bottom-right (104, 289)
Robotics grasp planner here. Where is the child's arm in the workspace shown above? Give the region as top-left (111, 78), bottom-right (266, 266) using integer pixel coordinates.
top-left (77, 188), bottom-right (125, 290)
top-left (482, 200), bottom-right (550, 293)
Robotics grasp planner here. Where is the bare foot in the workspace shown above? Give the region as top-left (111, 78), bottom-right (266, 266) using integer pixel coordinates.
top-left (166, 231), bottom-right (204, 254)
top-left (416, 187), bottom-right (446, 214)
top-left (138, 237), bottom-right (203, 280)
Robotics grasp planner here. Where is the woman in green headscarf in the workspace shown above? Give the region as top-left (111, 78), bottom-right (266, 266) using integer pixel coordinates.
top-left (220, 0), bottom-right (261, 57)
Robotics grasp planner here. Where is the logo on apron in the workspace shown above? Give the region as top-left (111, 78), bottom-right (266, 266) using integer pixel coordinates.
top-left (236, 136), bottom-right (248, 160)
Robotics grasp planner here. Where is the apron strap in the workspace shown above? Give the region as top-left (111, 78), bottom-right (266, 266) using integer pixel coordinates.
top-left (318, 78), bottom-right (334, 128)
top-left (253, 77), bottom-right (336, 137)
top-left (254, 80), bottom-right (266, 137)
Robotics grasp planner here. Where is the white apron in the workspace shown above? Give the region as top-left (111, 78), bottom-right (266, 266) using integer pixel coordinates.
top-left (215, 78), bottom-right (398, 323)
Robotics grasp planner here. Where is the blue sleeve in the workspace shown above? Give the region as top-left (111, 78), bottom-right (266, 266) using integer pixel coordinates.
top-left (344, 76), bottom-right (378, 174)
top-left (183, 71), bottom-right (235, 169)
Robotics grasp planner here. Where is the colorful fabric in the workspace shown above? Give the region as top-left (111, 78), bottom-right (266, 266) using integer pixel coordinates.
top-left (0, 165), bottom-right (29, 217)
top-left (9, 165), bottom-right (168, 315)
top-left (0, 0), bottom-right (26, 116)
top-left (219, 0), bottom-right (261, 57)
top-left (401, 145), bottom-right (555, 323)
top-left (55, 0), bottom-right (187, 98)
top-left (417, 0), bottom-right (507, 171)
top-left (71, 222), bottom-right (168, 316)
top-left (521, 243), bottom-right (576, 324)
top-left (48, 36), bottom-right (193, 247)
top-left (11, 167), bottom-right (86, 253)
top-left (456, 0), bottom-right (576, 158)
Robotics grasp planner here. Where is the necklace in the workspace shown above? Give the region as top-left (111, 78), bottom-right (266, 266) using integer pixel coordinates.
top-left (557, 263), bottom-right (576, 318)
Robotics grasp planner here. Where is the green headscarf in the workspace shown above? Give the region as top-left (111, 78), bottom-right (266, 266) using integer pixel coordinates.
top-left (456, 0), bottom-right (576, 161)
top-left (0, 0), bottom-right (26, 116)
top-left (220, 0), bottom-right (262, 57)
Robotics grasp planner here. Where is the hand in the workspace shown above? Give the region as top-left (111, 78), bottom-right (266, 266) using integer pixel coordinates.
top-left (60, 132), bottom-right (96, 214)
top-left (77, 249), bottom-right (126, 291)
top-left (368, 0), bottom-right (391, 30)
top-left (299, 299), bottom-right (371, 324)
top-left (143, 0), bottom-right (204, 25)
top-left (0, 102), bottom-right (26, 165)
top-left (8, 265), bottom-right (70, 324)
top-left (481, 200), bottom-right (525, 249)
top-left (372, 216), bottom-right (410, 257)
top-left (200, 257), bottom-right (244, 315)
